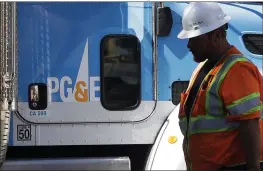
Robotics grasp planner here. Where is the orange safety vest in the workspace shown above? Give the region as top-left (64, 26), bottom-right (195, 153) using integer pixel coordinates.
top-left (179, 46), bottom-right (263, 171)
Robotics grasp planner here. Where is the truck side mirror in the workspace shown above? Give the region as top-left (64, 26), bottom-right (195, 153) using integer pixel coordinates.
top-left (157, 6), bottom-right (173, 37)
top-left (28, 83), bottom-right (47, 110)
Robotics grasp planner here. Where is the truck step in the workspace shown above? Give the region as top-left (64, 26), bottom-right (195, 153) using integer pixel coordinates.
top-left (1, 157), bottom-right (130, 170)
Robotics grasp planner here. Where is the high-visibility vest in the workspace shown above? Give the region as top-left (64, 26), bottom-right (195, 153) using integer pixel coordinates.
top-left (178, 46), bottom-right (263, 171)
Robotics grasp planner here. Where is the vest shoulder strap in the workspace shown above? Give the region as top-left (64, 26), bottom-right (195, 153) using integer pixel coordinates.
top-left (215, 54), bottom-right (249, 92)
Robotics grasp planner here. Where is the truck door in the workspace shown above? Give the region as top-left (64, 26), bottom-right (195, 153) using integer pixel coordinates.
top-left (16, 2), bottom-right (156, 124)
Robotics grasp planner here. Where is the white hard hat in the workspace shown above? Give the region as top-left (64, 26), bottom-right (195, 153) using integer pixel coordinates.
top-left (177, 2), bottom-right (231, 39)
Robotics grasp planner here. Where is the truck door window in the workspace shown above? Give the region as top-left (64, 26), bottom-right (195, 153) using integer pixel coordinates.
top-left (171, 81), bottom-right (189, 105)
top-left (100, 35), bottom-right (141, 111)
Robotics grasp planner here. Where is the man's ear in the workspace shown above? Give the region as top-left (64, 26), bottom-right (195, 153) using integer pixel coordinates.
top-left (215, 30), bottom-right (222, 40)
top-left (208, 31), bottom-right (218, 45)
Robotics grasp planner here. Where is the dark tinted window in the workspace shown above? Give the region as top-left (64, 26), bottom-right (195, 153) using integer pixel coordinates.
top-left (100, 35), bottom-right (141, 111)
top-left (171, 81), bottom-right (189, 105)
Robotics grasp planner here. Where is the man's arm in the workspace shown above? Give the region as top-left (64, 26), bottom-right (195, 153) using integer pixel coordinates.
top-left (239, 119), bottom-right (261, 171)
top-left (219, 61), bottom-right (263, 171)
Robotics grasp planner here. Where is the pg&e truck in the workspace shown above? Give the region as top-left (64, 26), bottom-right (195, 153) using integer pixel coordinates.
top-left (0, 1), bottom-right (262, 170)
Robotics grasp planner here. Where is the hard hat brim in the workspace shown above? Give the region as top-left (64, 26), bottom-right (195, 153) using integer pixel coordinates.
top-left (177, 15), bottom-right (231, 39)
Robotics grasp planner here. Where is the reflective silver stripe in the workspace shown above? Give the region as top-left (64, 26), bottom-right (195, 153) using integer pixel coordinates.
top-left (189, 117), bottom-right (239, 135)
top-left (206, 54), bottom-right (248, 116)
top-left (179, 107), bottom-right (263, 135)
top-left (179, 116), bottom-right (240, 135)
top-left (227, 96), bottom-right (261, 115)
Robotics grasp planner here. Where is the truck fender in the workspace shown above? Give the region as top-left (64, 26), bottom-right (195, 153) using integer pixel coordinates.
top-left (145, 104), bottom-right (186, 170)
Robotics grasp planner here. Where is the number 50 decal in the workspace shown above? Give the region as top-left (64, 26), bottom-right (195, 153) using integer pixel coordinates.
top-left (17, 125), bottom-right (31, 141)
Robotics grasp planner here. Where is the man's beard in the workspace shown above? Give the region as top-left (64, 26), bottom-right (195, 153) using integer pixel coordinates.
top-left (193, 54), bottom-right (207, 63)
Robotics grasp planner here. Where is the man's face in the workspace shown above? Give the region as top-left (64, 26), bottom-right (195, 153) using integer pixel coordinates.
top-left (187, 34), bottom-right (213, 63)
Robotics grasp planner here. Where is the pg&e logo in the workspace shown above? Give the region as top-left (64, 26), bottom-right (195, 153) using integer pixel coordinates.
top-left (47, 76), bottom-right (100, 102)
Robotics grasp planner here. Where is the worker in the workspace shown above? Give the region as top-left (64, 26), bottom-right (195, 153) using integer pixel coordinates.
top-left (177, 2), bottom-right (263, 171)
